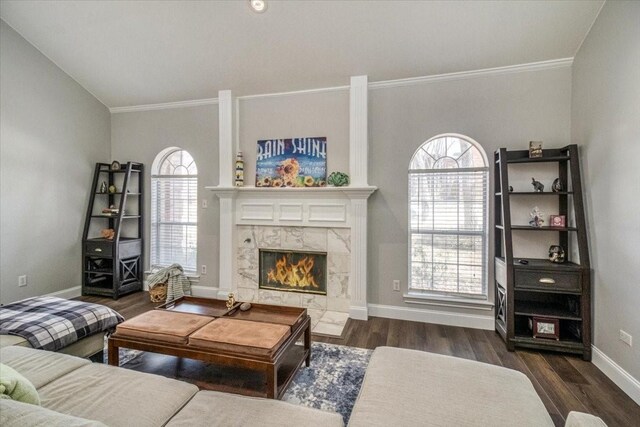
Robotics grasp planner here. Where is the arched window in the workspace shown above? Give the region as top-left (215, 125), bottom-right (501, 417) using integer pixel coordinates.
top-left (409, 134), bottom-right (488, 298)
top-left (151, 148), bottom-right (198, 272)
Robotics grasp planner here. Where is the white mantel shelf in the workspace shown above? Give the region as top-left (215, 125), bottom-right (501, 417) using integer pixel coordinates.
top-left (206, 186), bottom-right (377, 199)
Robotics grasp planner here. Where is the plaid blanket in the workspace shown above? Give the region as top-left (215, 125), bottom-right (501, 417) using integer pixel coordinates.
top-left (0, 296), bottom-right (124, 351)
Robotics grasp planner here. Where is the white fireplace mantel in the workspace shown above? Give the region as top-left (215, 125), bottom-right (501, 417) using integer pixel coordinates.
top-left (209, 77), bottom-right (375, 320)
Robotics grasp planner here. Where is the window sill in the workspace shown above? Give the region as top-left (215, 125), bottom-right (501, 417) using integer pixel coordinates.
top-left (403, 293), bottom-right (494, 311)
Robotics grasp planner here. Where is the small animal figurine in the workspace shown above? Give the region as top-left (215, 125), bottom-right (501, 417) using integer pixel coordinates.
top-left (531, 178), bottom-right (544, 192)
top-left (240, 302), bottom-right (252, 312)
top-left (552, 178), bottom-right (564, 192)
top-left (226, 293), bottom-right (236, 310)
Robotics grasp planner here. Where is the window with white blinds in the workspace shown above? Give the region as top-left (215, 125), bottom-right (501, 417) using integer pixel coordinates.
top-left (409, 135), bottom-right (488, 298)
top-left (151, 149), bottom-right (198, 272)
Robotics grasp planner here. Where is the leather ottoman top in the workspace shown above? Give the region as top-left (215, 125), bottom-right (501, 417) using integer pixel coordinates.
top-left (188, 318), bottom-right (291, 357)
top-left (115, 310), bottom-right (213, 344)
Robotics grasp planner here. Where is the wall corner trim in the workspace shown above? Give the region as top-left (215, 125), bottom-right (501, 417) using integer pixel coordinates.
top-left (592, 345), bottom-right (640, 405)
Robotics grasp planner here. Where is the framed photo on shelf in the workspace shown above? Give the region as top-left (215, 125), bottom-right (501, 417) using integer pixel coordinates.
top-left (529, 141), bottom-right (543, 158)
top-left (532, 317), bottom-right (560, 340)
top-left (549, 215), bottom-right (566, 227)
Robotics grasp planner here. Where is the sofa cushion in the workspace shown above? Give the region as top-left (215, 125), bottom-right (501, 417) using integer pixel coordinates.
top-left (38, 363), bottom-right (198, 427)
top-left (565, 411), bottom-right (608, 427)
top-left (0, 346), bottom-right (90, 389)
top-left (0, 399), bottom-right (107, 427)
top-left (166, 390), bottom-right (344, 427)
top-left (115, 310), bottom-right (213, 344)
top-left (0, 363), bottom-right (40, 405)
top-left (188, 318), bottom-right (290, 356)
top-left (348, 347), bottom-right (554, 427)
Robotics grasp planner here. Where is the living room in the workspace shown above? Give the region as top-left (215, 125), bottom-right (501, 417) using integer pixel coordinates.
top-left (0, 1), bottom-right (638, 426)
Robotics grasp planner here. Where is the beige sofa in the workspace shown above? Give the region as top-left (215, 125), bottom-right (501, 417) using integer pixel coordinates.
top-left (0, 345), bottom-right (606, 426)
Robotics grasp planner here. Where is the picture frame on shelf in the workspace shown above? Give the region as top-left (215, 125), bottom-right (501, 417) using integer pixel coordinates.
top-left (532, 317), bottom-right (560, 340)
top-left (529, 141), bottom-right (543, 158)
top-left (549, 215), bottom-right (566, 227)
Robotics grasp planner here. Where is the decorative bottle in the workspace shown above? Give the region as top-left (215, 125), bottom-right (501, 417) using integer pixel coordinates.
top-left (235, 152), bottom-right (244, 187)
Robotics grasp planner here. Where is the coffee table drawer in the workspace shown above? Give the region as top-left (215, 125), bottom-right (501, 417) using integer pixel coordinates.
top-left (514, 270), bottom-right (581, 292)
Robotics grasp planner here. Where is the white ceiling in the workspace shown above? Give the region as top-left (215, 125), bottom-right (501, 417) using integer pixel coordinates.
top-left (0, 0), bottom-right (603, 108)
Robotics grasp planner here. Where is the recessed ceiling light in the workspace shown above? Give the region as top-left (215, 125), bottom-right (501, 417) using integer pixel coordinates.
top-left (249, 0), bottom-right (268, 13)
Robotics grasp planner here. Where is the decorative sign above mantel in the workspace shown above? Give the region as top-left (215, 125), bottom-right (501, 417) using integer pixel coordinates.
top-left (256, 137), bottom-right (327, 187)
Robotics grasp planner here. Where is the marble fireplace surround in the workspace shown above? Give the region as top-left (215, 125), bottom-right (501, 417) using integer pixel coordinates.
top-left (236, 225), bottom-right (351, 329)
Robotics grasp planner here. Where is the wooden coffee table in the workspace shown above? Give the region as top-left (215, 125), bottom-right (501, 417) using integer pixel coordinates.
top-left (108, 296), bottom-right (311, 399)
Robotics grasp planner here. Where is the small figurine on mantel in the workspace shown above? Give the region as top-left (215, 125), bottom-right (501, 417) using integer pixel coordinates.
top-left (529, 207), bottom-right (545, 228)
top-left (235, 152), bottom-right (244, 187)
top-left (226, 292), bottom-right (236, 310)
top-left (531, 178), bottom-right (544, 192)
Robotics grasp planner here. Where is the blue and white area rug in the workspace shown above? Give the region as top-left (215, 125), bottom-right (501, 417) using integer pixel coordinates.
top-left (283, 342), bottom-right (372, 423)
top-left (98, 340), bottom-right (371, 423)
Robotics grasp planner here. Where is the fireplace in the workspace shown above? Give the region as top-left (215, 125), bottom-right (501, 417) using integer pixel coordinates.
top-left (259, 249), bottom-right (327, 295)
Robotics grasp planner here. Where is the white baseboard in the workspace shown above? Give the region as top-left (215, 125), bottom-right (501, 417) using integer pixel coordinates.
top-left (592, 345), bottom-right (640, 405)
top-left (368, 303), bottom-right (494, 330)
top-left (46, 286), bottom-right (82, 299)
top-left (191, 285), bottom-right (220, 299)
top-left (349, 305), bottom-right (368, 321)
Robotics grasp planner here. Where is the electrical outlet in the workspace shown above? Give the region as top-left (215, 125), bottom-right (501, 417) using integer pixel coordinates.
top-left (202, 199), bottom-right (208, 209)
top-left (201, 265), bottom-right (207, 275)
top-left (18, 275), bottom-right (27, 287)
top-left (393, 280), bottom-right (400, 291)
top-left (619, 330), bottom-right (632, 347)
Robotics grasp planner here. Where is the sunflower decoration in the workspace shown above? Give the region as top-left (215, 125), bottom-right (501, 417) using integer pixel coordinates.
top-left (263, 177), bottom-right (272, 187)
top-left (303, 176), bottom-right (315, 187)
top-left (272, 178), bottom-right (283, 187)
top-left (284, 179), bottom-right (295, 187)
top-left (276, 158), bottom-right (301, 182)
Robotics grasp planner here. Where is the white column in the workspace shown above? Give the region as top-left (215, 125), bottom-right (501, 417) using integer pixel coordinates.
top-left (348, 75), bottom-right (370, 320)
top-left (216, 190), bottom-right (237, 299)
top-left (218, 90), bottom-right (234, 187)
top-left (216, 90), bottom-right (236, 299)
top-left (349, 75), bottom-right (368, 187)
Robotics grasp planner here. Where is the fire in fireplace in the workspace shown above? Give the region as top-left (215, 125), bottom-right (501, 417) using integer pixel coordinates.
top-left (259, 249), bottom-right (327, 295)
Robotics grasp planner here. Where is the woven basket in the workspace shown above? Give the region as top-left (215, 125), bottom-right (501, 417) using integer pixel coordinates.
top-left (149, 283), bottom-right (167, 303)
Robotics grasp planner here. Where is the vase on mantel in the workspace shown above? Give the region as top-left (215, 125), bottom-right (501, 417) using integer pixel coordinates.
top-left (235, 152), bottom-right (244, 187)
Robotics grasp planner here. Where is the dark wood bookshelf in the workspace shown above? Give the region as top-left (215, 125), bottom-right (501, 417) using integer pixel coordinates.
top-left (82, 162), bottom-right (144, 299)
top-left (494, 145), bottom-right (592, 360)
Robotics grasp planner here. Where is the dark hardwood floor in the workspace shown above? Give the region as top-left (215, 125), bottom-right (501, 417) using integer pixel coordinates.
top-left (79, 292), bottom-right (639, 427)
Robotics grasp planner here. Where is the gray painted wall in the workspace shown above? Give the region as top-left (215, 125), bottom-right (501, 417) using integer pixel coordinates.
top-left (0, 20), bottom-right (111, 304)
top-left (571, 1), bottom-right (640, 379)
top-left (368, 67), bottom-right (573, 319)
top-left (110, 105), bottom-right (219, 287)
top-left (238, 91), bottom-right (350, 182)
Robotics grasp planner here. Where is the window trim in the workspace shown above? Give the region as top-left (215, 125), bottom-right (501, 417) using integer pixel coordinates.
top-left (407, 133), bottom-right (489, 301)
top-left (150, 148), bottom-right (198, 273)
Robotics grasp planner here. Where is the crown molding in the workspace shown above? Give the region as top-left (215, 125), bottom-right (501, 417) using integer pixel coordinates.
top-left (108, 57), bottom-right (573, 113)
top-left (368, 57), bottom-right (574, 90)
top-left (236, 85), bottom-right (350, 101)
top-left (109, 97), bottom-right (219, 114)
